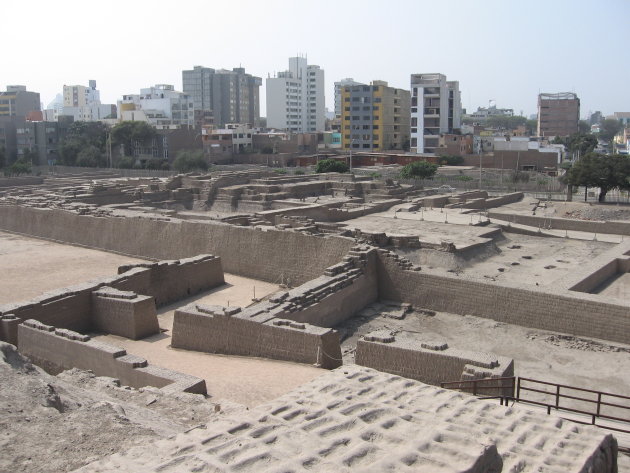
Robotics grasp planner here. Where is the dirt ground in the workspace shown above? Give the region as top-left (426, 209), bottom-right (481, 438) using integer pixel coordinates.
top-left (418, 233), bottom-right (612, 287)
top-left (0, 231), bottom-right (146, 305)
top-left (338, 302), bottom-right (630, 396)
top-left (0, 232), bottom-right (323, 408)
top-left (93, 275), bottom-right (323, 408)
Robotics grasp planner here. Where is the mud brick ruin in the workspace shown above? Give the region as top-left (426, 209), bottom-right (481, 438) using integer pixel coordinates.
top-left (1, 168), bottom-right (629, 472)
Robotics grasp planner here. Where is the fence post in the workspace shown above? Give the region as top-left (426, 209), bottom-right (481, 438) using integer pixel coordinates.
top-left (516, 377), bottom-right (521, 401)
top-left (555, 384), bottom-right (560, 410)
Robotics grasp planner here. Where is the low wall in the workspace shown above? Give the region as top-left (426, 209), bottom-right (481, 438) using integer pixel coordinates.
top-left (0, 254), bottom-right (224, 345)
top-left (355, 330), bottom-right (513, 395)
top-left (0, 205), bottom-right (354, 285)
top-left (117, 255), bottom-right (225, 306)
top-left (171, 304), bottom-right (342, 369)
top-left (18, 320), bottom-right (206, 394)
top-left (377, 252), bottom-right (630, 345)
top-left (488, 211), bottom-right (630, 236)
top-left (92, 287), bottom-right (159, 339)
top-left (270, 246), bottom-right (379, 327)
top-left (457, 192), bottom-right (523, 210)
top-left (0, 286), bottom-right (93, 333)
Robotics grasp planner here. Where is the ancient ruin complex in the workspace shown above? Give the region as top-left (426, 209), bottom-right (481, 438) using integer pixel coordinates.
top-left (0, 168), bottom-right (628, 472)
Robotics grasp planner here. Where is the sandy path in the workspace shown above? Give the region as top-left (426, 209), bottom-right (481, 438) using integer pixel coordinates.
top-left (94, 274), bottom-right (324, 407)
top-left (0, 231), bottom-right (146, 305)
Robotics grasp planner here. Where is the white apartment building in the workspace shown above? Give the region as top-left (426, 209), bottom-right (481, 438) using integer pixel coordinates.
top-left (334, 78), bottom-right (363, 119)
top-left (410, 73), bottom-right (462, 154)
top-left (117, 84), bottom-right (194, 129)
top-left (60, 80), bottom-right (116, 121)
top-left (266, 57), bottom-right (325, 133)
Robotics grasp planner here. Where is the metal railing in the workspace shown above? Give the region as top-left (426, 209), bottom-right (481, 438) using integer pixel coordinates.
top-left (441, 376), bottom-right (630, 435)
top-left (516, 377), bottom-right (630, 434)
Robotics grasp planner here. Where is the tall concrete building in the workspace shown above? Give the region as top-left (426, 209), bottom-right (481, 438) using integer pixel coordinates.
top-left (537, 92), bottom-right (580, 138)
top-left (0, 86), bottom-right (41, 118)
top-left (266, 57), bottom-right (325, 133)
top-left (118, 84), bottom-right (194, 129)
top-left (182, 66), bottom-right (261, 127)
top-left (60, 80), bottom-right (116, 121)
top-left (334, 78), bottom-right (363, 119)
top-left (341, 81), bottom-right (410, 152)
top-left (409, 74), bottom-right (461, 154)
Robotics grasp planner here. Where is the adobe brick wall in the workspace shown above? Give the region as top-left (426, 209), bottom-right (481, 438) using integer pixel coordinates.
top-left (91, 287), bottom-right (159, 339)
top-left (171, 304), bottom-right (342, 369)
top-left (0, 286), bottom-right (93, 333)
top-left (488, 211), bottom-right (630, 236)
top-left (377, 254), bottom-right (630, 345)
top-left (356, 330), bottom-right (513, 395)
top-left (0, 205), bottom-right (354, 285)
top-left (0, 254), bottom-right (223, 345)
top-left (18, 320), bottom-right (206, 394)
top-left (116, 255), bottom-right (225, 307)
top-left (457, 192), bottom-right (523, 210)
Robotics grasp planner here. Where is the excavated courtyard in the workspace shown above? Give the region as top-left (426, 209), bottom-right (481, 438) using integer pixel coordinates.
top-left (1, 170), bottom-right (629, 472)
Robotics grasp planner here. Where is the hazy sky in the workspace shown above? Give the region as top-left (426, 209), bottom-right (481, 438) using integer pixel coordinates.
top-left (3, 0), bottom-right (629, 119)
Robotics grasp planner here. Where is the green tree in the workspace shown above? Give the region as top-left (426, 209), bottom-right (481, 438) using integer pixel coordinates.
top-left (486, 115), bottom-right (527, 130)
top-left (526, 119), bottom-right (538, 135)
top-left (598, 119), bottom-right (622, 142)
top-left (76, 145), bottom-right (104, 167)
top-left (565, 153), bottom-right (630, 202)
top-left (315, 159), bottom-right (348, 173)
top-left (172, 150), bottom-right (208, 173)
top-left (578, 120), bottom-right (591, 134)
top-left (59, 121), bottom-right (109, 166)
top-left (21, 148), bottom-right (38, 165)
top-left (117, 157), bottom-right (135, 169)
top-left (111, 121), bottom-right (157, 157)
top-left (555, 133), bottom-right (598, 156)
top-left (400, 160), bottom-right (438, 180)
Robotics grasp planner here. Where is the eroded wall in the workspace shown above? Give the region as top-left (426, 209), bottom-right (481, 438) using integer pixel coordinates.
top-left (18, 320), bottom-right (206, 394)
top-left (377, 251), bottom-right (630, 345)
top-left (0, 205), bottom-right (354, 285)
top-left (172, 304), bottom-right (342, 369)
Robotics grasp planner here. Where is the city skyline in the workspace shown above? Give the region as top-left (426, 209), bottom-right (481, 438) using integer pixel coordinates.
top-left (2, 0), bottom-right (629, 119)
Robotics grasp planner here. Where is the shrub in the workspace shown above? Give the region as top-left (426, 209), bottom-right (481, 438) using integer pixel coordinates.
top-left (400, 161), bottom-right (438, 180)
top-left (117, 157), bottom-right (135, 169)
top-left (173, 150), bottom-right (208, 173)
top-left (273, 168), bottom-right (288, 174)
top-left (438, 155), bottom-right (464, 166)
top-left (8, 158), bottom-right (31, 176)
top-left (315, 159), bottom-right (348, 173)
top-left (455, 175), bottom-right (474, 181)
top-left (294, 169), bottom-right (305, 175)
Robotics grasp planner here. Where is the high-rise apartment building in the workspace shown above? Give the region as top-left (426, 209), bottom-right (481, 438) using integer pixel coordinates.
top-left (266, 57), bottom-right (325, 133)
top-left (0, 86), bottom-right (41, 118)
top-left (409, 74), bottom-right (461, 154)
top-left (341, 81), bottom-right (410, 151)
top-left (59, 81), bottom-right (116, 121)
top-left (182, 66), bottom-right (261, 127)
top-left (538, 92), bottom-right (580, 137)
top-left (118, 84), bottom-right (194, 129)
top-left (334, 78), bottom-right (363, 119)
top-left (537, 92), bottom-right (580, 137)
